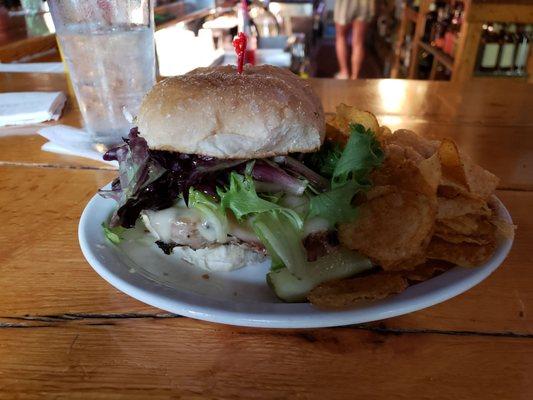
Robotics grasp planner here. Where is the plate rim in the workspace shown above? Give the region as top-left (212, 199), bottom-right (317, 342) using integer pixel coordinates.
top-left (78, 187), bottom-right (514, 329)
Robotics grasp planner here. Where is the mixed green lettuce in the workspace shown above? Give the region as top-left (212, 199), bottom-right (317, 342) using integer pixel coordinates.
top-left (308, 124), bottom-right (384, 225)
top-left (101, 222), bottom-right (125, 244)
top-left (217, 172), bottom-right (307, 276)
top-left (102, 124), bottom-right (384, 281)
top-left (217, 172), bottom-right (303, 230)
top-left (214, 124), bottom-right (383, 276)
top-left (188, 188), bottom-right (229, 243)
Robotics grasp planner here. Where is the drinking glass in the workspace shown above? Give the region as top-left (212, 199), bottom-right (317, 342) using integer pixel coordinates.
top-left (48, 0), bottom-right (156, 146)
top-left (21, 0), bottom-right (44, 15)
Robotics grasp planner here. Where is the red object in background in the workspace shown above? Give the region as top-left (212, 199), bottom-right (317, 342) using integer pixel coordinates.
top-left (0, 6), bottom-right (8, 32)
top-left (96, 0), bottom-right (113, 24)
top-left (233, 32), bottom-right (247, 74)
top-left (443, 31), bottom-right (457, 57)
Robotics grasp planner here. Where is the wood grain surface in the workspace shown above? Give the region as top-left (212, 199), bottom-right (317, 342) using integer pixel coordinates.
top-left (1, 318), bottom-right (532, 400)
top-left (0, 71), bottom-right (532, 399)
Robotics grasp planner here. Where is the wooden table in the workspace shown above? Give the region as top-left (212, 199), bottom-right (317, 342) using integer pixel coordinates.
top-left (0, 72), bottom-right (532, 399)
top-left (0, 11), bottom-right (58, 63)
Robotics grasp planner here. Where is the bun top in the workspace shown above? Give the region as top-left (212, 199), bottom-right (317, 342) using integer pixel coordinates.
top-left (136, 65), bottom-right (325, 159)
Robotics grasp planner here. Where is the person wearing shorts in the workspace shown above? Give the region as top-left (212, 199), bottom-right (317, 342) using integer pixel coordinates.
top-left (334, 0), bottom-right (375, 79)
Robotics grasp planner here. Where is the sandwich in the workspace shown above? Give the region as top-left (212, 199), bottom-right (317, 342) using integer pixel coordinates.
top-left (100, 64), bottom-right (512, 307)
top-left (100, 64), bottom-right (383, 301)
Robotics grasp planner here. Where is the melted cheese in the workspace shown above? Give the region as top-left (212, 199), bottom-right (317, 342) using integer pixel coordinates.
top-left (141, 207), bottom-right (207, 248)
top-left (141, 199), bottom-right (329, 248)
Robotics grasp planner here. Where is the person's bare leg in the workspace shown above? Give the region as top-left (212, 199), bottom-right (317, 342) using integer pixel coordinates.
top-left (351, 20), bottom-right (368, 79)
top-left (335, 23), bottom-right (350, 78)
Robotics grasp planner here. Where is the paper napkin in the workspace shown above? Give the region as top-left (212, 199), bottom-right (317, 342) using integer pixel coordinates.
top-left (38, 124), bottom-right (118, 167)
top-left (0, 91), bottom-right (66, 127)
top-left (0, 62), bottom-right (65, 74)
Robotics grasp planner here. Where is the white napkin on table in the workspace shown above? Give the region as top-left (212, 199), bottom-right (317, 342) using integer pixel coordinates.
top-left (38, 124), bottom-right (118, 167)
top-left (0, 62), bottom-right (65, 74)
top-left (0, 92), bottom-right (66, 127)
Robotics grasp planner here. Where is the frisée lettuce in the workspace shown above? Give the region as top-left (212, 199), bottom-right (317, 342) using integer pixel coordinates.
top-left (217, 172), bottom-right (303, 231)
top-left (188, 189), bottom-right (229, 243)
top-left (308, 124), bottom-right (384, 225)
top-left (217, 172), bottom-right (308, 277)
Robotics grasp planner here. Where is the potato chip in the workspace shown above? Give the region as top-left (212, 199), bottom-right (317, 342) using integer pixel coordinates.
top-left (461, 154), bottom-right (499, 200)
top-left (339, 188), bottom-right (436, 270)
top-left (317, 103), bottom-right (507, 308)
top-left (325, 122), bottom-right (348, 145)
top-left (437, 195), bottom-right (491, 219)
top-left (486, 198), bottom-right (516, 240)
top-left (378, 125), bottom-right (392, 138)
top-left (382, 143), bottom-right (425, 165)
top-left (401, 260), bottom-right (453, 282)
top-left (490, 217), bottom-right (516, 240)
top-left (331, 103), bottom-right (380, 135)
top-left (372, 153), bottom-right (441, 198)
top-left (427, 237), bottom-right (496, 267)
top-left (438, 178), bottom-right (471, 199)
top-left (325, 113), bottom-right (336, 125)
top-left (384, 129), bottom-right (439, 158)
top-left (387, 252), bottom-right (427, 271)
top-left (365, 185), bottom-right (396, 201)
top-left (435, 215), bottom-right (496, 245)
top-left (308, 272), bottom-right (408, 309)
top-left (418, 152), bottom-right (442, 193)
top-left (438, 139), bottom-right (467, 187)
top-left (434, 231), bottom-right (493, 245)
top-left (437, 215), bottom-right (492, 235)
top-left (438, 139), bottom-right (499, 200)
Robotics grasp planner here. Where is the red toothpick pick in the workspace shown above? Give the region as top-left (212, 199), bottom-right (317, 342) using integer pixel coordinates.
top-left (233, 32), bottom-right (247, 74)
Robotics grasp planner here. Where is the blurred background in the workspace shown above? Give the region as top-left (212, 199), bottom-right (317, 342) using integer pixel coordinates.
top-left (0, 0), bottom-right (531, 82)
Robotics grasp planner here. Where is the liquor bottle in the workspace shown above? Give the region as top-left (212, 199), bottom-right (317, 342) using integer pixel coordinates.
top-left (423, 3), bottom-right (437, 43)
top-left (499, 24), bottom-right (518, 72)
top-left (443, 2), bottom-right (463, 57)
top-left (478, 23), bottom-right (502, 73)
top-left (432, 4), bottom-right (450, 49)
top-left (402, 34), bottom-right (412, 69)
top-left (407, 0), bottom-right (420, 12)
top-left (515, 24), bottom-right (531, 74)
top-left (418, 50), bottom-right (433, 79)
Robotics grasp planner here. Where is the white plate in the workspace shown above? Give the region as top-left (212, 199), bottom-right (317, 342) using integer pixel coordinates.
top-left (79, 189), bottom-right (514, 328)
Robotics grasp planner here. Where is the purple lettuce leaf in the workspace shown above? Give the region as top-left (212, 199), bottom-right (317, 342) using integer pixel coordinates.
top-left (99, 128), bottom-right (246, 228)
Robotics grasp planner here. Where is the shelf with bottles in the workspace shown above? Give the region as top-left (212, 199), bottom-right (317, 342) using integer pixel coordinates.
top-left (419, 40), bottom-right (453, 69)
top-left (391, 0), bottom-right (461, 79)
top-left (392, 0), bottom-right (533, 82)
top-left (475, 22), bottom-right (531, 78)
top-left (409, 0), bottom-right (464, 81)
top-left (420, 1), bottom-right (463, 60)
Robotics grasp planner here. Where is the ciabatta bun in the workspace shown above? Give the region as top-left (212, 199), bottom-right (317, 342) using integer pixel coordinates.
top-left (136, 65), bottom-right (325, 159)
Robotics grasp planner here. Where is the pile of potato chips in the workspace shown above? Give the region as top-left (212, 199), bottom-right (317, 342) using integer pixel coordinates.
top-left (308, 104), bottom-right (515, 309)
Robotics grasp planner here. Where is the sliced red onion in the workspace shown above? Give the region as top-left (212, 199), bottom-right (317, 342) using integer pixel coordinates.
top-left (251, 160), bottom-right (308, 196)
top-left (272, 156), bottom-right (330, 192)
top-left (253, 181), bottom-right (285, 193)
